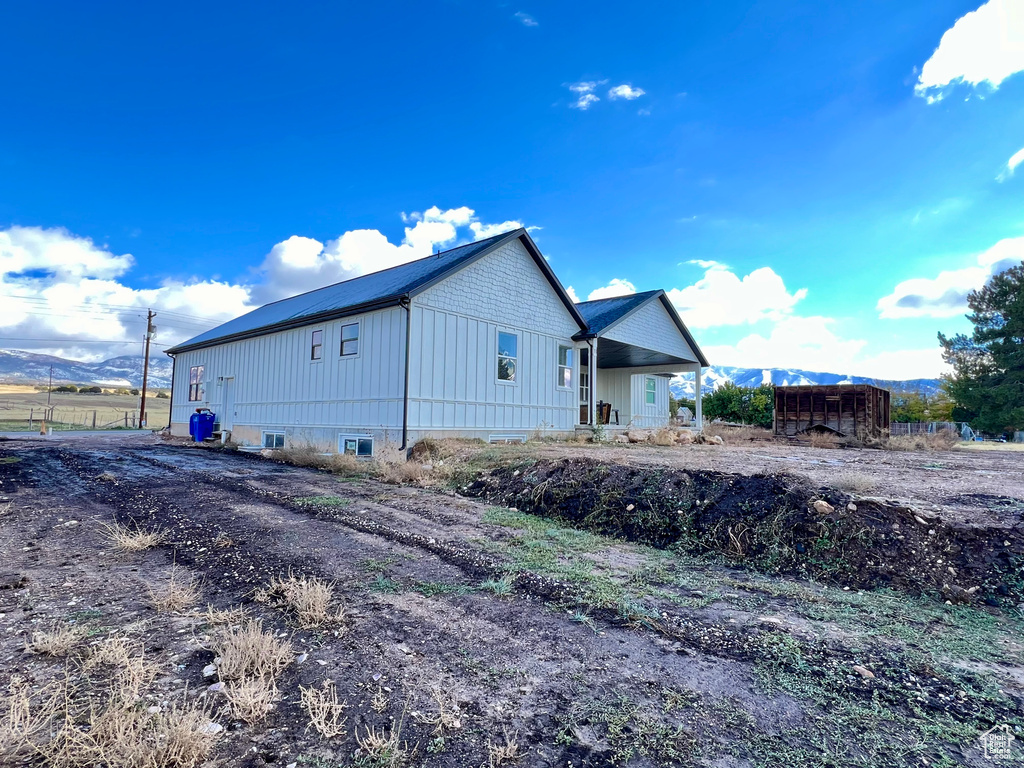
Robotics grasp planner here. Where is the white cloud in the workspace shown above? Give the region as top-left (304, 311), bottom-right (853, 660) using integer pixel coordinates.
top-left (877, 236), bottom-right (1023, 319)
top-left (997, 145), bottom-right (1024, 181)
top-left (703, 317), bottom-right (948, 380)
top-left (567, 81), bottom-right (606, 110)
top-left (916, 0), bottom-right (1024, 101)
top-left (667, 263), bottom-right (807, 328)
top-left (514, 11), bottom-right (537, 26)
top-left (586, 278), bottom-right (636, 301)
top-left (608, 84), bottom-right (646, 100)
top-left (565, 285), bottom-right (581, 303)
top-left (0, 207), bottom-right (523, 361)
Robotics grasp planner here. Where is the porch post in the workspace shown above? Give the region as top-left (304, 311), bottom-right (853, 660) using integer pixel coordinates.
top-left (694, 364), bottom-right (703, 430)
top-left (591, 338), bottom-right (599, 427)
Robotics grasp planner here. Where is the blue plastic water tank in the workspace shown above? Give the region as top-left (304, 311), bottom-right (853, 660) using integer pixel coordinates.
top-left (189, 409), bottom-right (216, 441)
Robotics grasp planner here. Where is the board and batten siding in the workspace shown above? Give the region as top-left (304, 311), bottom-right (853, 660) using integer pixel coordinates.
top-left (603, 299), bottom-right (699, 362)
top-left (169, 306), bottom-right (407, 448)
top-left (595, 370), bottom-right (671, 429)
top-left (409, 237), bottom-right (582, 438)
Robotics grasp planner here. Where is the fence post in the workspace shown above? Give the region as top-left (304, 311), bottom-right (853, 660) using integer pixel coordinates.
top-left (124, 412), bottom-right (128, 428)
top-left (92, 411), bottom-right (97, 429)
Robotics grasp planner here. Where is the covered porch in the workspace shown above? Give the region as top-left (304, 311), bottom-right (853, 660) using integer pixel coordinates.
top-left (572, 289), bottom-right (708, 433)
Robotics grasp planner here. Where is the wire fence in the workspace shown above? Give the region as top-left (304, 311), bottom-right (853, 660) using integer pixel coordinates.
top-left (0, 407), bottom-right (144, 431)
top-left (889, 421), bottom-right (976, 441)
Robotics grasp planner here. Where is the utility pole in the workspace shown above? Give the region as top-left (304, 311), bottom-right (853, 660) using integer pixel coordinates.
top-left (139, 310), bottom-right (156, 429)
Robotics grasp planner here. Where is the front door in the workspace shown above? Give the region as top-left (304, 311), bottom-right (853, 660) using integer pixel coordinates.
top-left (222, 377), bottom-right (236, 430)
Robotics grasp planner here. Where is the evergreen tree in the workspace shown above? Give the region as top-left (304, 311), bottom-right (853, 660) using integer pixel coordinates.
top-left (938, 263), bottom-right (1024, 434)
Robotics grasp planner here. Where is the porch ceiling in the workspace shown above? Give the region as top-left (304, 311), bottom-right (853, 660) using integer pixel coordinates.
top-left (596, 338), bottom-right (694, 369)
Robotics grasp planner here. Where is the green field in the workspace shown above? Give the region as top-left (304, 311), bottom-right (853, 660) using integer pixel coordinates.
top-left (0, 385), bottom-right (170, 431)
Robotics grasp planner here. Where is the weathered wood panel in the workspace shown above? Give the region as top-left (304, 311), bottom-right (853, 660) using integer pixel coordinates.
top-left (773, 385), bottom-right (890, 439)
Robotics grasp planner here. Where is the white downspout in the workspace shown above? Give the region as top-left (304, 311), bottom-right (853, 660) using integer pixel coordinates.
top-left (694, 363), bottom-right (703, 431)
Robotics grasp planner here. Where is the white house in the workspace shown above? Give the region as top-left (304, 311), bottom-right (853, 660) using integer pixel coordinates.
top-left (165, 229), bottom-right (708, 454)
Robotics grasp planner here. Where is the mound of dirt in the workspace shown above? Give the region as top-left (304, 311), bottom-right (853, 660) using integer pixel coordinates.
top-left (466, 458), bottom-right (1024, 606)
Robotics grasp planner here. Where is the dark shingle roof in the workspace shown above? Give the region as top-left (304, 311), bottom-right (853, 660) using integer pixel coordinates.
top-left (573, 290), bottom-right (663, 335)
top-left (167, 230), bottom-right (530, 353)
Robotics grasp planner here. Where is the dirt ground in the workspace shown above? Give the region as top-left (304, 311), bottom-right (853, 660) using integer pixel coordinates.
top-left (0, 432), bottom-right (1022, 767)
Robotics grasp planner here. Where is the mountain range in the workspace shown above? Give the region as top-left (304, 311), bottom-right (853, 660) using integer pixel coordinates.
top-left (0, 349), bottom-right (941, 398)
top-left (0, 350), bottom-right (174, 389)
top-left (670, 365), bottom-right (942, 399)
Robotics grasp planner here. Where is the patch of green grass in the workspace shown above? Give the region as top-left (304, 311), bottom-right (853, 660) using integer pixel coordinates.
top-left (70, 608), bottom-right (103, 622)
top-left (359, 556), bottom-right (398, 573)
top-left (479, 576), bottom-right (514, 597)
top-left (294, 495), bottom-right (352, 507)
top-left (412, 580), bottom-right (474, 598)
top-left (0, 456), bottom-right (22, 464)
top-left (368, 575), bottom-right (401, 594)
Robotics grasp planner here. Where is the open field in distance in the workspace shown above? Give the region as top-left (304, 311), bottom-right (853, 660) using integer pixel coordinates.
top-left (0, 384), bottom-right (169, 430)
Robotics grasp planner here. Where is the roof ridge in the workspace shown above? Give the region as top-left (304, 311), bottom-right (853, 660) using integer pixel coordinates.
top-left (254, 228), bottom-right (523, 310)
top-left (574, 288), bottom-right (661, 306)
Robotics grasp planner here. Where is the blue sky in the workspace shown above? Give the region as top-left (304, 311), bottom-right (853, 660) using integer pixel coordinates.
top-left (1, 0), bottom-right (1022, 379)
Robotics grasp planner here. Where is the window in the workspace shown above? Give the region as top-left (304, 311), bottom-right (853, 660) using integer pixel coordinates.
top-left (262, 431), bottom-right (285, 449)
top-left (557, 345), bottom-right (573, 389)
top-left (579, 371), bottom-right (590, 404)
top-left (497, 331), bottom-right (518, 382)
top-left (645, 376), bottom-right (657, 405)
top-left (188, 365), bottom-right (204, 401)
top-left (340, 435), bottom-right (373, 457)
top-left (340, 322), bottom-right (359, 356)
top-left (311, 329), bottom-right (323, 360)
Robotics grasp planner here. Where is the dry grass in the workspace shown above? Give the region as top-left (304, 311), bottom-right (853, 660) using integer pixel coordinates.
top-left (223, 679), bottom-right (279, 723)
top-left (882, 431), bottom-right (960, 451)
top-left (300, 679), bottom-right (348, 738)
top-left (703, 423), bottom-right (773, 442)
top-left (831, 469), bottom-right (877, 494)
top-left (25, 624), bottom-right (87, 657)
top-left (201, 604), bottom-right (249, 626)
top-left (148, 567), bottom-right (200, 613)
top-left (412, 687), bottom-right (462, 734)
top-left (809, 431), bottom-right (841, 449)
top-left (274, 443), bottom-right (362, 474)
top-left (356, 724), bottom-right (407, 767)
top-left (102, 522), bottom-right (165, 552)
top-left (5, 642), bottom-right (219, 768)
top-left (0, 676), bottom-right (62, 761)
top-left (487, 729), bottom-right (521, 766)
top-left (209, 619), bottom-right (293, 683)
top-left (259, 573), bottom-right (344, 628)
top-left (370, 685), bottom-right (389, 713)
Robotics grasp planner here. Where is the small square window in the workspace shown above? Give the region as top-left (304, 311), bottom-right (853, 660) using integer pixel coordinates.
top-left (341, 323), bottom-right (359, 357)
top-left (311, 329), bottom-right (323, 360)
top-left (263, 432), bottom-right (285, 449)
top-left (340, 435), bottom-right (373, 457)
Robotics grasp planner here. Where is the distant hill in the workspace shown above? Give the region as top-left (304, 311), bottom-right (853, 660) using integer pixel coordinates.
top-left (0, 350), bottom-right (941, 399)
top-left (671, 365), bottom-right (942, 399)
top-left (0, 350), bottom-right (173, 388)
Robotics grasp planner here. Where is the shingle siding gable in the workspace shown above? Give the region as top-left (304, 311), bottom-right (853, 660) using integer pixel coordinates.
top-left (604, 299), bottom-right (698, 361)
top-left (416, 239), bottom-right (579, 338)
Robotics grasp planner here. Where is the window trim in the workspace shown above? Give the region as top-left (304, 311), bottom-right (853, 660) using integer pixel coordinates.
top-left (645, 376), bottom-right (657, 406)
top-left (262, 431), bottom-right (286, 449)
top-left (339, 322), bottom-right (360, 359)
top-left (339, 433), bottom-right (374, 457)
top-left (496, 329), bottom-right (519, 385)
top-left (557, 344), bottom-right (574, 390)
top-left (188, 365), bottom-right (205, 402)
top-left (310, 329), bottom-right (323, 361)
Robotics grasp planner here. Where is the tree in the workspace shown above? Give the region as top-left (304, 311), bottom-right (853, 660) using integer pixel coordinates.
top-left (701, 382), bottom-right (774, 428)
top-left (890, 391), bottom-right (954, 423)
top-left (938, 262), bottom-right (1024, 434)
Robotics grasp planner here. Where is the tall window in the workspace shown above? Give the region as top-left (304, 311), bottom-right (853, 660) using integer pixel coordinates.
top-left (579, 372), bottom-right (590, 404)
top-left (340, 322), bottom-right (359, 356)
top-left (645, 376), bottom-right (657, 405)
top-left (557, 345), bottom-right (573, 389)
top-left (497, 332), bottom-right (518, 382)
top-left (311, 330), bottom-right (323, 360)
top-left (188, 365), bottom-right (204, 401)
